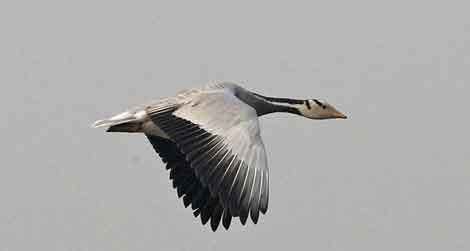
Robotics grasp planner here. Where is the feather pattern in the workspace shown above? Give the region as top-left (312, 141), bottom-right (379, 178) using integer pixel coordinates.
top-left (145, 84), bottom-right (269, 229)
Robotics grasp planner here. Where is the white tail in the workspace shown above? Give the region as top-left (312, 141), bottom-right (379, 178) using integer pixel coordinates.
top-left (92, 118), bottom-right (135, 128)
top-left (92, 110), bottom-right (150, 133)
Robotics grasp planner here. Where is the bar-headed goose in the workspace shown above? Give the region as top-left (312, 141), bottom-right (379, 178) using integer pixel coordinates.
top-left (93, 81), bottom-right (347, 231)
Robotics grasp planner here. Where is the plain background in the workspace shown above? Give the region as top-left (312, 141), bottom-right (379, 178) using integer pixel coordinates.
top-left (1, 1), bottom-right (470, 250)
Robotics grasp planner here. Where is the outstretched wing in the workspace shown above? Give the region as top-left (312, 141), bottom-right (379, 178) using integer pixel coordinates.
top-left (146, 90), bottom-right (269, 225)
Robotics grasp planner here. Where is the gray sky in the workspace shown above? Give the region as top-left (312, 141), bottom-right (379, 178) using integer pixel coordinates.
top-left (2, 0), bottom-right (470, 250)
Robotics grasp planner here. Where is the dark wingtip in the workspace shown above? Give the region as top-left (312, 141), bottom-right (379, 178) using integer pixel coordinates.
top-left (250, 211), bottom-right (259, 224)
top-left (260, 208), bottom-right (268, 215)
top-left (183, 195), bottom-right (191, 208)
top-left (210, 204), bottom-right (223, 232)
top-left (193, 208), bottom-right (201, 217)
top-left (239, 214), bottom-right (248, 225)
top-left (177, 188), bottom-right (184, 198)
top-left (201, 215), bottom-right (210, 225)
top-left (222, 210), bottom-right (232, 230)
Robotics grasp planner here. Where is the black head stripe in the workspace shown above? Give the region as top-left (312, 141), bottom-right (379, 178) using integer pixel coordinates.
top-left (313, 99), bottom-right (326, 109)
top-left (305, 100), bottom-right (311, 109)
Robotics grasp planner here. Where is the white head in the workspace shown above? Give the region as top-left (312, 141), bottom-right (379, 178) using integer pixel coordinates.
top-left (298, 99), bottom-right (348, 119)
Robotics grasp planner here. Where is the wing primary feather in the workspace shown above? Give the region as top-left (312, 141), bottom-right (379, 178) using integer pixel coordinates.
top-left (183, 194), bottom-right (192, 208)
top-left (208, 153), bottom-right (236, 194)
top-left (191, 141), bottom-right (226, 175)
top-left (260, 169), bottom-right (269, 214)
top-left (183, 181), bottom-right (200, 208)
top-left (250, 167), bottom-right (262, 224)
top-left (169, 167), bottom-right (177, 180)
top-left (193, 208), bottom-right (201, 217)
top-left (195, 146), bottom-right (229, 187)
top-left (166, 162), bottom-right (180, 170)
top-left (218, 158), bottom-right (242, 207)
top-left (239, 211), bottom-right (248, 225)
top-left (190, 140), bottom-right (224, 175)
top-left (173, 169), bottom-right (193, 193)
top-left (212, 154), bottom-right (238, 199)
top-left (191, 188), bottom-right (209, 210)
top-left (238, 162), bottom-right (255, 223)
top-left (225, 160), bottom-right (243, 214)
top-left (178, 177), bottom-right (197, 198)
top-left (203, 148), bottom-right (231, 193)
top-left (222, 208), bottom-right (232, 230)
top-left (210, 203), bottom-right (224, 231)
top-left (200, 196), bottom-right (218, 225)
top-left (229, 161), bottom-right (248, 217)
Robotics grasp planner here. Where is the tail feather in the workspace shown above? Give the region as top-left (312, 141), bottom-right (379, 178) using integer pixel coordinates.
top-left (92, 111), bottom-right (143, 133)
top-left (92, 118), bottom-right (136, 128)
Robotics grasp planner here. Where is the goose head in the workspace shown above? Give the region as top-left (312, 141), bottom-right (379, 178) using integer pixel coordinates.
top-left (299, 99), bottom-right (347, 120)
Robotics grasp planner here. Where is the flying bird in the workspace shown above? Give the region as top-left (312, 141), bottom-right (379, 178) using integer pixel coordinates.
top-left (93, 81), bottom-right (347, 231)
